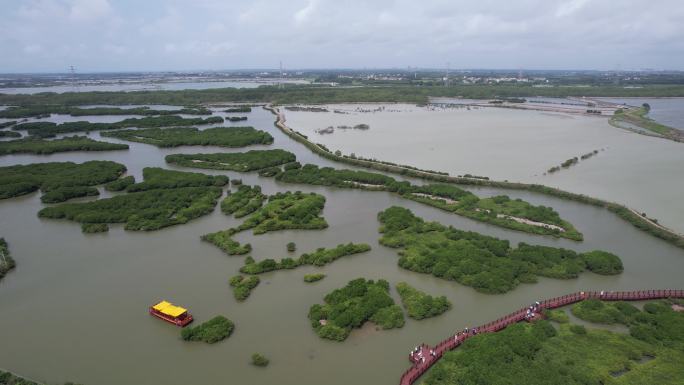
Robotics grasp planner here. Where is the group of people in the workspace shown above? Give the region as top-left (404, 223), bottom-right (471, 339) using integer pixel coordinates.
top-left (410, 346), bottom-right (437, 365)
top-left (453, 326), bottom-right (479, 342)
top-left (525, 301), bottom-right (542, 320)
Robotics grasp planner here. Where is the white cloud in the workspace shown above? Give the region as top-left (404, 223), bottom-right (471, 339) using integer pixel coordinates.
top-left (1, 0), bottom-right (683, 71)
top-left (294, 0), bottom-right (318, 26)
top-left (69, 0), bottom-right (112, 21)
top-left (23, 44), bottom-right (43, 54)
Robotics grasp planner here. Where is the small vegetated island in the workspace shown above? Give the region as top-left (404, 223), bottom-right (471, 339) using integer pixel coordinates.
top-left (0, 160), bottom-right (126, 203)
top-left (101, 126), bottom-right (273, 148)
top-left (203, 191), bottom-right (328, 255)
top-left (304, 273), bottom-right (326, 282)
top-left (308, 278), bottom-right (405, 341)
top-left (38, 168), bottom-right (227, 232)
top-left (229, 274), bottom-right (260, 301)
top-left (165, 149), bottom-right (296, 172)
top-left (377, 206), bottom-right (622, 294)
top-left (425, 299), bottom-right (684, 385)
top-left (0, 105), bottom-right (212, 119)
top-left (275, 164), bottom-right (582, 240)
top-left (12, 116), bottom-right (224, 138)
top-left (240, 243), bottom-right (371, 274)
top-left (251, 353), bottom-right (269, 367)
top-left (224, 106), bottom-right (252, 113)
top-left (181, 315), bottom-right (235, 344)
top-left (0, 238), bottom-right (16, 281)
top-left (396, 282), bottom-right (451, 320)
top-left (0, 136), bottom-right (128, 156)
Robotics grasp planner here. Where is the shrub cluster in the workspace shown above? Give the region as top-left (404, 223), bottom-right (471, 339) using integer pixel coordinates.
top-left (181, 315), bottom-right (235, 344)
top-left (396, 282), bottom-right (451, 320)
top-left (204, 191), bottom-right (328, 254)
top-left (378, 207), bottom-right (623, 294)
top-left (251, 353), bottom-right (269, 367)
top-left (12, 116), bottom-right (222, 138)
top-left (224, 107), bottom-right (252, 113)
top-left (0, 238), bottom-right (16, 281)
top-left (304, 273), bottom-right (326, 283)
top-left (104, 176), bottom-right (135, 192)
top-left (308, 278), bottom-right (404, 341)
top-left (0, 136), bottom-right (128, 155)
top-left (166, 149), bottom-right (296, 172)
top-left (101, 126), bottom-right (273, 148)
top-left (229, 275), bottom-right (260, 301)
top-left (571, 299), bottom-right (640, 324)
top-left (38, 168), bottom-right (226, 232)
top-left (221, 185), bottom-right (266, 218)
top-left (0, 160), bottom-right (126, 202)
top-left (240, 243), bottom-right (371, 274)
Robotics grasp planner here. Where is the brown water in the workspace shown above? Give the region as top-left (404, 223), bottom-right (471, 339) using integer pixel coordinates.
top-left (1, 107), bottom-right (683, 385)
top-left (284, 104), bottom-right (684, 233)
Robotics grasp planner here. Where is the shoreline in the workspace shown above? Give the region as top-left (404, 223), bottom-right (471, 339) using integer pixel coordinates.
top-left (265, 104), bottom-right (684, 248)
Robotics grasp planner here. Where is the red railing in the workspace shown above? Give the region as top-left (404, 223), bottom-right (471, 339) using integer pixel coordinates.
top-left (398, 289), bottom-right (684, 385)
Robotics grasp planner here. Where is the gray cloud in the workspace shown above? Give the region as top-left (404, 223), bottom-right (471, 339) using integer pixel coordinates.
top-left (0, 0), bottom-right (682, 72)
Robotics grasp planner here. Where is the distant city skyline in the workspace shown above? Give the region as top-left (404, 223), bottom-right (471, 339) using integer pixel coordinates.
top-left (1, 0), bottom-right (683, 73)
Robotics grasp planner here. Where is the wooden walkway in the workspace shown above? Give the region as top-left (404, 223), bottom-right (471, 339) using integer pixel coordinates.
top-left (399, 289), bottom-right (684, 385)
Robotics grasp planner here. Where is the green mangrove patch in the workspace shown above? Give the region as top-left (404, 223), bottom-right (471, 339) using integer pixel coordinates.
top-left (423, 314), bottom-right (684, 385)
top-left (13, 116), bottom-right (223, 138)
top-left (251, 353), bottom-right (269, 367)
top-left (396, 282), bottom-right (451, 320)
top-left (240, 243), bottom-right (371, 274)
top-left (0, 238), bottom-right (16, 281)
top-left (101, 126), bottom-right (273, 148)
top-left (181, 315), bottom-right (235, 344)
top-left (304, 273), bottom-right (326, 283)
top-left (378, 206), bottom-right (622, 294)
top-left (229, 275), bottom-right (260, 301)
top-left (38, 168), bottom-right (227, 232)
top-left (0, 136), bottom-right (128, 156)
top-left (103, 176), bottom-right (135, 192)
top-left (203, 191), bottom-right (328, 255)
top-left (221, 185), bottom-right (267, 218)
top-left (0, 160), bottom-right (126, 202)
top-left (166, 149), bottom-right (295, 172)
top-left (308, 278), bottom-right (405, 341)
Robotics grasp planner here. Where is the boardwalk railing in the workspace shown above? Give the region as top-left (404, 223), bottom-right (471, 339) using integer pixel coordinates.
top-left (399, 289), bottom-right (684, 385)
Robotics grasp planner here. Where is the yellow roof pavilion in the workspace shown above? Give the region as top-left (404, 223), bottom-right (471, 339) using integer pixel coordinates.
top-left (152, 300), bottom-right (187, 318)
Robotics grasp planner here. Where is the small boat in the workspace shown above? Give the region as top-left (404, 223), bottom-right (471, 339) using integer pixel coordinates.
top-left (149, 300), bottom-right (193, 327)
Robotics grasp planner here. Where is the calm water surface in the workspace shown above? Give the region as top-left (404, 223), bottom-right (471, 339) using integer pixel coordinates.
top-left (285, 104), bottom-right (684, 233)
top-left (0, 108), bottom-right (683, 385)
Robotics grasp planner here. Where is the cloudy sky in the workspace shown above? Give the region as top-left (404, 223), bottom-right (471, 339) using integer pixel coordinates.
top-left (1, 0), bottom-right (683, 73)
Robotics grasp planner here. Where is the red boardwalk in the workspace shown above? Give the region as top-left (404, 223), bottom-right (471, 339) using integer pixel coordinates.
top-left (399, 289), bottom-right (684, 385)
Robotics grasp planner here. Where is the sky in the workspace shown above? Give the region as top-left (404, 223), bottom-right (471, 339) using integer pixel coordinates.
top-left (1, 0), bottom-right (683, 73)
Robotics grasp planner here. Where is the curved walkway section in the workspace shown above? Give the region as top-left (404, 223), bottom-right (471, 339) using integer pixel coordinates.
top-left (399, 289), bottom-right (684, 385)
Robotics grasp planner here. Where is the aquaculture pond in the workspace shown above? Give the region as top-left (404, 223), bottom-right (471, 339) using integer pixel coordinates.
top-left (284, 103), bottom-right (684, 233)
top-left (0, 106), bottom-right (683, 385)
